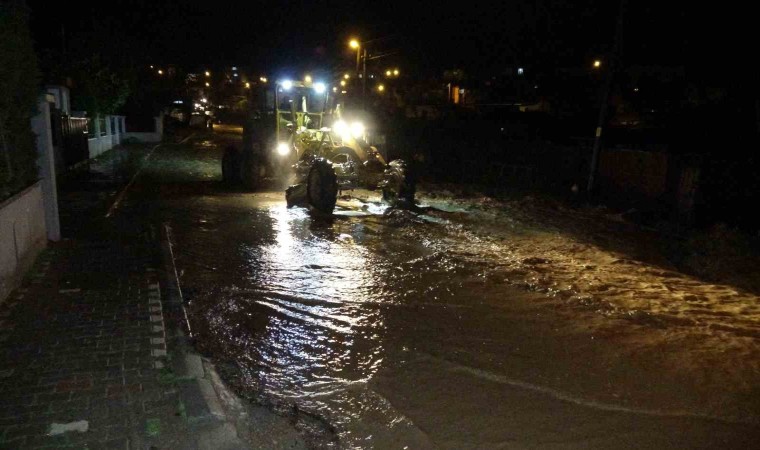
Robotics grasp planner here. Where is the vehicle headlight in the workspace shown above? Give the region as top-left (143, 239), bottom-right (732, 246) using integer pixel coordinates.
top-left (333, 120), bottom-right (350, 141)
top-left (350, 121), bottom-right (365, 139)
top-left (276, 142), bottom-right (290, 155)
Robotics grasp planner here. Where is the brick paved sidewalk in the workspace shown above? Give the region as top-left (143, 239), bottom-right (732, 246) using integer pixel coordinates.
top-left (0, 235), bottom-right (189, 449)
top-left (0, 142), bottom-right (248, 449)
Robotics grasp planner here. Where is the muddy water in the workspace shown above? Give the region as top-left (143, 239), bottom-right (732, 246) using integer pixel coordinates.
top-left (163, 191), bottom-right (760, 448)
top-left (153, 139), bottom-right (760, 448)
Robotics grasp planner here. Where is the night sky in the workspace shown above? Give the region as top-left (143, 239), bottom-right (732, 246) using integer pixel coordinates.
top-left (27, 1), bottom-right (746, 80)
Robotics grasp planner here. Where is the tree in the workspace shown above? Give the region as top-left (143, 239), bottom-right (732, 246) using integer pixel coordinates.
top-left (0, 1), bottom-right (41, 200)
top-left (66, 56), bottom-right (131, 116)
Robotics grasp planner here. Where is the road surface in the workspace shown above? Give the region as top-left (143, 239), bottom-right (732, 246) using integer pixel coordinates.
top-left (126, 130), bottom-right (760, 448)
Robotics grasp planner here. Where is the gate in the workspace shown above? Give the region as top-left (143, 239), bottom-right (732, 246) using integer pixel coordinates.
top-left (51, 111), bottom-right (89, 170)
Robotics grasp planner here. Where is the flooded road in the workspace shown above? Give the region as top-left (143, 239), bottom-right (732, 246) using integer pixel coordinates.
top-left (140, 133), bottom-right (760, 448)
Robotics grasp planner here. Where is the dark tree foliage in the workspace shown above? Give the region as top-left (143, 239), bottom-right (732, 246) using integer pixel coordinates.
top-left (0, 1), bottom-right (41, 200)
top-left (66, 55), bottom-right (131, 116)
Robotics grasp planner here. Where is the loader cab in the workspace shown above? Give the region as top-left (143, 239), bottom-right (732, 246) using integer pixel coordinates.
top-left (274, 81), bottom-right (332, 139)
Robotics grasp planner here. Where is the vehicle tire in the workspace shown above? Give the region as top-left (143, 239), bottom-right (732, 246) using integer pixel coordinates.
top-left (306, 158), bottom-right (338, 213)
top-left (382, 159), bottom-right (415, 205)
top-left (240, 151), bottom-right (266, 191)
top-left (221, 146), bottom-right (241, 184)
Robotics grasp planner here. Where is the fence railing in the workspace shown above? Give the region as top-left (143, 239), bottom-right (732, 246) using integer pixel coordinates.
top-left (51, 112), bottom-right (89, 169)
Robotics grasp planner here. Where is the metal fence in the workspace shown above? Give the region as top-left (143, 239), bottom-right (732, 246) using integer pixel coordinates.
top-left (51, 112), bottom-right (89, 169)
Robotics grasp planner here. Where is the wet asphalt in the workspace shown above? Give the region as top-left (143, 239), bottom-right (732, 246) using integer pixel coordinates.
top-left (119, 130), bottom-right (760, 449)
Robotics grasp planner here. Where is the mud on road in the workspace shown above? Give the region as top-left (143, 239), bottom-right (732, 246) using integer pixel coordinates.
top-left (142, 132), bottom-right (760, 448)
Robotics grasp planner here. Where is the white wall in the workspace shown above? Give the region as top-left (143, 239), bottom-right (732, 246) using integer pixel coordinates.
top-left (0, 182), bottom-right (47, 302)
top-left (87, 115), bottom-right (125, 158)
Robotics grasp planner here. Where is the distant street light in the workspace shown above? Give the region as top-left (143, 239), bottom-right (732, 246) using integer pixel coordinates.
top-left (340, 80), bottom-right (347, 87)
top-left (343, 73), bottom-right (350, 80)
top-left (393, 68), bottom-right (399, 76)
top-left (157, 69), bottom-right (163, 75)
top-left (385, 70), bottom-right (392, 77)
top-left (205, 82), bottom-right (210, 87)
top-left (259, 77), bottom-right (268, 83)
top-left (593, 59), bottom-right (602, 68)
top-left (349, 39), bottom-right (359, 49)
top-left (377, 84), bottom-right (385, 92)
top-left (304, 75), bottom-right (313, 84)
top-left (245, 82), bottom-right (250, 88)
top-left (205, 71), bottom-right (211, 77)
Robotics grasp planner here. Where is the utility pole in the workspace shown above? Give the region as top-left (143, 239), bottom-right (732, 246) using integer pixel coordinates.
top-left (586, 0), bottom-right (627, 196)
top-left (362, 48), bottom-right (367, 109)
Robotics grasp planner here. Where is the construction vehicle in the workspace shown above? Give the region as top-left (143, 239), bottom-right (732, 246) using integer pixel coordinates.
top-left (222, 79), bottom-right (414, 213)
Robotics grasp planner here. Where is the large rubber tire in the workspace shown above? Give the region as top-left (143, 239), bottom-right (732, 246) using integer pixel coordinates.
top-left (306, 158), bottom-right (338, 214)
top-left (382, 159), bottom-right (415, 204)
top-left (221, 146), bottom-right (241, 184)
top-left (240, 151), bottom-right (266, 191)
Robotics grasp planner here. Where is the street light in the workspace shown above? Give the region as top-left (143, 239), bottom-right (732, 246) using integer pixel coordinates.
top-left (304, 74), bottom-right (313, 84)
top-left (205, 82), bottom-right (210, 87)
top-left (340, 80), bottom-right (347, 87)
top-left (245, 82), bottom-right (250, 89)
top-left (385, 70), bottom-right (392, 77)
top-left (205, 70), bottom-right (211, 77)
top-left (259, 77), bottom-right (267, 83)
top-left (343, 73), bottom-right (350, 80)
top-left (393, 68), bottom-right (399, 76)
top-left (377, 84), bottom-right (385, 92)
top-left (593, 59), bottom-right (602, 68)
top-left (157, 69), bottom-right (163, 75)
top-left (348, 38), bottom-right (368, 103)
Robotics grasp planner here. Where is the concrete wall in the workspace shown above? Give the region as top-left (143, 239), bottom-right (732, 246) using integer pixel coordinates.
top-left (33, 97), bottom-right (61, 242)
top-left (88, 115), bottom-right (125, 158)
top-left (46, 86), bottom-right (71, 115)
top-left (0, 182), bottom-right (47, 303)
top-left (599, 149), bottom-right (669, 199)
top-left (123, 116), bottom-right (163, 143)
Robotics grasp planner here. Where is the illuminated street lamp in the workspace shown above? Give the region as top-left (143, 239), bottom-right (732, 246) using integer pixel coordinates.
top-left (259, 77), bottom-right (267, 83)
top-left (205, 82), bottom-right (210, 87)
top-left (593, 59), bottom-right (602, 69)
top-left (157, 69), bottom-right (163, 75)
top-left (245, 82), bottom-right (250, 89)
top-left (348, 37), bottom-right (369, 102)
top-left (340, 80), bottom-right (347, 87)
top-left (377, 84), bottom-right (385, 92)
top-left (343, 73), bottom-right (350, 80)
top-left (304, 74), bottom-right (313, 84)
top-left (385, 70), bottom-right (392, 77)
top-left (349, 38), bottom-right (362, 75)
top-left (205, 70), bottom-right (211, 77)
top-left (393, 68), bottom-right (399, 76)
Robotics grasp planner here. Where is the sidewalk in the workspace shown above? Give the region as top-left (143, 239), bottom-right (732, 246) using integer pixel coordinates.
top-left (0, 143), bottom-right (249, 449)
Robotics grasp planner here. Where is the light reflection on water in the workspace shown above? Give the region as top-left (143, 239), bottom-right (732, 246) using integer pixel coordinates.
top-left (244, 205), bottom-right (391, 423)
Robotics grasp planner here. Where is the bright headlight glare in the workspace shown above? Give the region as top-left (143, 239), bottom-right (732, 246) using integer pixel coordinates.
top-left (276, 142), bottom-right (290, 155)
top-left (333, 120), bottom-right (350, 140)
top-left (313, 82), bottom-right (326, 94)
top-left (281, 80), bottom-right (293, 90)
top-left (350, 121), bottom-right (365, 139)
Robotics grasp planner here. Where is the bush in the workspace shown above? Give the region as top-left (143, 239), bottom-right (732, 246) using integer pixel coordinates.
top-left (0, 1), bottom-right (41, 201)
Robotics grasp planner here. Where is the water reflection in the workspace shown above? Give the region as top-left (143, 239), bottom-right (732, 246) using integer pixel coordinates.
top-left (246, 205), bottom-right (390, 420)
